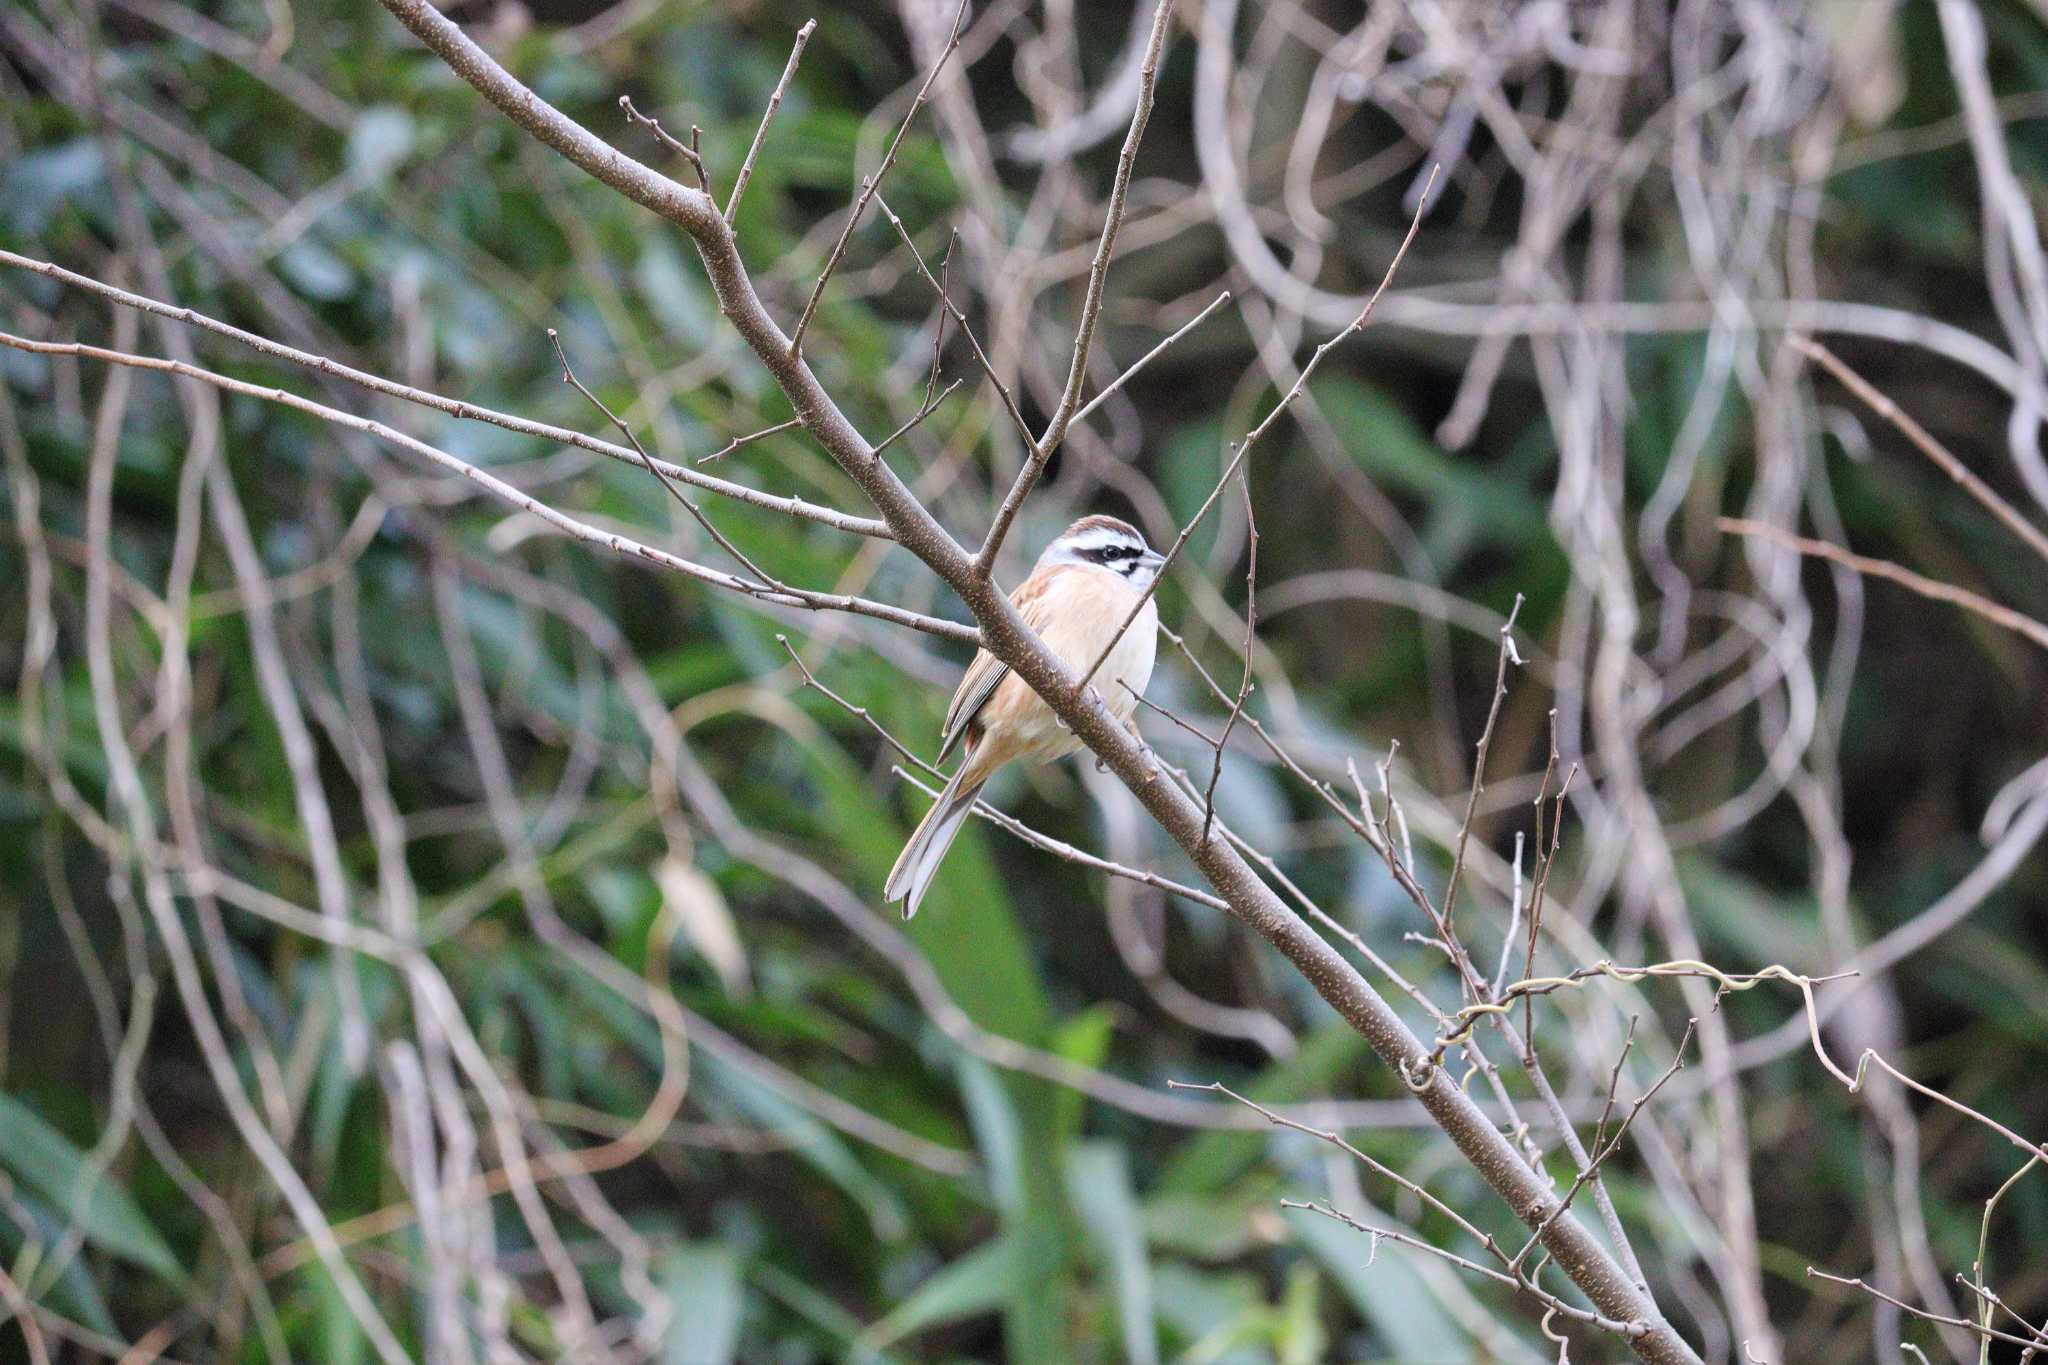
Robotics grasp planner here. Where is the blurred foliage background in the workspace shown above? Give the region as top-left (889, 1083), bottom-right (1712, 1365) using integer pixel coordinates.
top-left (3, 0), bottom-right (2048, 1360)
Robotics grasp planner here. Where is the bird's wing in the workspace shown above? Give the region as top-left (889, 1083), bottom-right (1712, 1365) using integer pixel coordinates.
top-left (937, 653), bottom-right (1007, 763)
top-left (935, 568), bottom-right (1072, 763)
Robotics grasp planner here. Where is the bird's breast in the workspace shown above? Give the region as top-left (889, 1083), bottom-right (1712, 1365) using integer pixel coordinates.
top-left (1032, 569), bottom-right (1158, 717)
top-left (975, 568), bottom-right (1160, 764)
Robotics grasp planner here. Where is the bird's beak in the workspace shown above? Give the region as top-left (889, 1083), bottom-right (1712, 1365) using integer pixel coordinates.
top-left (1139, 548), bottom-right (1166, 577)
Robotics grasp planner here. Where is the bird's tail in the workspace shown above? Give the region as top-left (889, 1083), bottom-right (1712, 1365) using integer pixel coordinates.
top-left (883, 764), bottom-right (987, 919)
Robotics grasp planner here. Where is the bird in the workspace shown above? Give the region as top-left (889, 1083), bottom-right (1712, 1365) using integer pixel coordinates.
top-left (884, 514), bottom-right (1166, 919)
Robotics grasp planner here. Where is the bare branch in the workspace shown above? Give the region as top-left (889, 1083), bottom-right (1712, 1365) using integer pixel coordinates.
top-left (1198, 475), bottom-right (1258, 850)
top-left (1510, 1020), bottom-right (1697, 1273)
top-left (726, 19), bottom-right (816, 223)
top-left (924, 228), bottom-right (957, 409)
top-left (1971, 1155), bottom-right (2041, 1361)
top-left (0, 330), bottom-right (973, 642)
top-left (1070, 288), bottom-right (1235, 431)
top-left (1281, 1199), bottom-right (1653, 1342)
top-left (696, 416), bottom-right (805, 465)
top-left (786, 0), bottom-right (970, 357)
top-left (877, 196), bottom-right (1036, 449)
top-left (1791, 334), bottom-right (2048, 564)
top-left (1718, 517), bottom-right (2048, 652)
top-left (548, 328), bottom-right (779, 586)
top-left (240, 10), bottom-right (1706, 1351)
top-left (872, 378), bottom-right (963, 461)
top-left (619, 94), bottom-right (710, 193)
top-left (974, 0), bottom-right (1177, 577)
top-left (1076, 165), bottom-right (1440, 695)
top-left (0, 250), bottom-right (893, 539)
top-left (1807, 1269), bottom-right (2048, 1353)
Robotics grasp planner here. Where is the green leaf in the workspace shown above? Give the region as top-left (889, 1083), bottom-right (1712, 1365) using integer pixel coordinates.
top-left (0, 1093), bottom-right (182, 1282)
top-left (1273, 1263), bottom-right (1330, 1365)
top-left (0, 1189), bottom-right (119, 1335)
top-left (697, 1049), bottom-right (911, 1242)
top-left (1151, 1261), bottom-right (1266, 1365)
top-left (1310, 376), bottom-right (1549, 551)
top-left (750, 1262), bottom-right (902, 1365)
top-left (1064, 1142), bottom-right (1158, 1365)
top-left (660, 1243), bottom-right (746, 1365)
top-left (1144, 1188), bottom-right (1270, 1261)
top-left (309, 1262), bottom-right (371, 1365)
top-left (858, 1226), bottom-right (1055, 1350)
top-left (1046, 1004), bottom-right (1114, 1147)
top-left (957, 1056), bottom-right (1026, 1215)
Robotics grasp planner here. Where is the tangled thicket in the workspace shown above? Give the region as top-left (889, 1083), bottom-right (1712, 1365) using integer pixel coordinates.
top-left (3, 0), bottom-right (2047, 1362)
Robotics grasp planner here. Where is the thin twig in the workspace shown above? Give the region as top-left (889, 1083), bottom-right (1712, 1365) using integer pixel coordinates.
top-left (0, 330), bottom-right (970, 641)
top-left (1523, 716), bottom-right (1566, 1044)
top-left (725, 18), bottom-right (815, 223)
top-left (1123, 684), bottom-right (1221, 748)
top-left (1807, 1269), bottom-right (2048, 1353)
top-left (786, 0), bottom-right (969, 356)
top-left (872, 378), bottom-right (963, 460)
top-left (1972, 1154), bottom-right (2041, 1364)
top-left (1282, 1199), bottom-right (1652, 1341)
top-left (1198, 475), bottom-right (1258, 849)
top-left (1510, 1019), bottom-right (1696, 1272)
top-left (1076, 165), bottom-right (1440, 694)
top-left (1070, 289), bottom-right (1235, 430)
top-left (619, 95), bottom-right (709, 193)
top-left (1790, 334), bottom-right (2048, 565)
top-left (1829, 1047), bottom-right (2048, 1164)
top-left (924, 228), bottom-right (958, 409)
top-left (696, 416), bottom-right (804, 465)
top-left (1438, 593), bottom-right (1523, 995)
top-left (1171, 1080), bottom-right (1509, 1265)
top-left (974, 0), bottom-right (1177, 577)
top-left (548, 329), bottom-right (778, 586)
top-left (1955, 1277), bottom-right (2048, 1357)
top-left (893, 766), bottom-right (1228, 910)
top-left (0, 251), bottom-right (892, 538)
top-left (1718, 517), bottom-right (2048, 652)
top-left (876, 196), bottom-right (1036, 448)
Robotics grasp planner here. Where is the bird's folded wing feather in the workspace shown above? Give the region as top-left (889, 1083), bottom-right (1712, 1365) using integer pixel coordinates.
top-left (937, 652), bottom-right (1007, 763)
top-left (936, 568), bottom-right (1072, 763)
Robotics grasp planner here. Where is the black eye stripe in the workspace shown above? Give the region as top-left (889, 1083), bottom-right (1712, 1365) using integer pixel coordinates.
top-left (1066, 537), bottom-right (1148, 563)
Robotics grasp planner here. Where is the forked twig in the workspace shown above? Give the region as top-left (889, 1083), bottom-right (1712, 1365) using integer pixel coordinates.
top-left (1075, 165), bottom-right (1440, 696)
top-left (696, 416), bottom-right (803, 465)
top-left (787, 0), bottom-right (969, 357)
top-left (548, 329), bottom-right (776, 588)
top-left (975, 0), bottom-right (1178, 577)
top-left (876, 196), bottom-right (1035, 448)
top-left (619, 95), bottom-right (709, 193)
